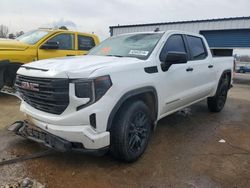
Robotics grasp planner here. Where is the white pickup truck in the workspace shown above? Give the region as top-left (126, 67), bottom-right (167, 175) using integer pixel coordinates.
top-left (10, 30), bottom-right (233, 162)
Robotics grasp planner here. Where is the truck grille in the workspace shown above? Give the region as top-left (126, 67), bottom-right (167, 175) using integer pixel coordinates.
top-left (15, 75), bottom-right (69, 115)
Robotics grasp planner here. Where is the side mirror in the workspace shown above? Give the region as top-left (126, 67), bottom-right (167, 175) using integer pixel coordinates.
top-left (161, 51), bottom-right (188, 71)
top-left (40, 41), bottom-right (59, 50)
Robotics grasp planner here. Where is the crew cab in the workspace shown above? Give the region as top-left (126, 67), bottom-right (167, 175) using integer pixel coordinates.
top-left (0, 28), bottom-right (99, 90)
top-left (10, 30), bottom-right (233, 162)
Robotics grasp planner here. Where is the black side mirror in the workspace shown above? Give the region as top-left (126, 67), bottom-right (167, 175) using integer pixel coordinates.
top-left (40, 41), bottom-right (59, 50)
top-left (161, 51), bottom-right (188, 71)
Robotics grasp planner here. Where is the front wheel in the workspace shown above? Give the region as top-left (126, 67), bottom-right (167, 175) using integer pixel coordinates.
top-left (0, 67), bottom-right (5, 90)
top-left (207, 78), bottom-right (229, 112)
top-left (110, 100), bottom-right (151, 162)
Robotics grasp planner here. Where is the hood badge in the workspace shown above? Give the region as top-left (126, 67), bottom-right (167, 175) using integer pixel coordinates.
top-left (21, 82), bottom-right (39, 91)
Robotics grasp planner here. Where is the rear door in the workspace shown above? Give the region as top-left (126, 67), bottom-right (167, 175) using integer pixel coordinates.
top-left (76, 35), bottom-right (96, 55)
top-left (38, 32), bottom-right (76, 60)
top-left (184, 35), bottom-right (215, 100)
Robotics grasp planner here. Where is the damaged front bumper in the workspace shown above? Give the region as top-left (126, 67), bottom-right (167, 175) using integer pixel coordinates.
top-left (9, 121), bottom-right (109, 155)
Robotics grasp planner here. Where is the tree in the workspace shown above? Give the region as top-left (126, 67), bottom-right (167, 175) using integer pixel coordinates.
top-left (0, 25), bottom-right (9, 38)
top-left (59, 26), bottom-right (68, 30)
top-left (16, 31), bottom-right (24, 37)
top-left (8, 33), bottom-right (15, 39)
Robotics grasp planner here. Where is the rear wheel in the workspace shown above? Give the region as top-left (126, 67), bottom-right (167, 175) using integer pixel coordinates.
top-left (207, 77), bottom-right (229, 112)
top-left (110, 100), bottom-right (151, 162)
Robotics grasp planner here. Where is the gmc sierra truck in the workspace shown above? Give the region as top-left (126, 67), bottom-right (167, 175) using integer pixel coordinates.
top-left (9, 30), bottom-right (233, 162)
top-left (0, 28), bottom-right (99, 90)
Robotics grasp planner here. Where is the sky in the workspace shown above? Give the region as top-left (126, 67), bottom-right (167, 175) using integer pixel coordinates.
top-left (0, 0), bottom-right (250, 55)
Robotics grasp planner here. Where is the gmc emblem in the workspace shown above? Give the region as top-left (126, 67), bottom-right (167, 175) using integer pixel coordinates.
top-left (21, 82), bottom-right (39, 91)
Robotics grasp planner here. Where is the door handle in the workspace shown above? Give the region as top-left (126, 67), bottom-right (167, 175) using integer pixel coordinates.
top-left (208, 65), bottom-right (213, 68)
top-left (186, 67), bottom-right (193, 72)
top-left (66, 55), bottom-right (75, 56)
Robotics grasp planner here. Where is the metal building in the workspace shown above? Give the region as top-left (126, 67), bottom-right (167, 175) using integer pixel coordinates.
top-left (109, 17), bottom-right (250, 48)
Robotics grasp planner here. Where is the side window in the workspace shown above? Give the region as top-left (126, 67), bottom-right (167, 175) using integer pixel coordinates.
top-left (47, 33), bottom-right (74, 50)
top-left (186, 36), bottom-right (207, 60)
top-left (78, 35), bottom-right (95, 51)
top-left (160, 35), bottom-right (186, 62)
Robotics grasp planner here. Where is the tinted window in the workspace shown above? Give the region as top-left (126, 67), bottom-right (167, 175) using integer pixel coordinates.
top-left (47, 33), bottom-right (74, 50)
top-left (78, 35), bottom-right (95, 51)
top-left (186, 36), bottom-right (207, 60)
top-left (160, 35), bottom-right (186, 62)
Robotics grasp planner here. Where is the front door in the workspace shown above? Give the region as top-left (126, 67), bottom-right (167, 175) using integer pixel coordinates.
top-left (159, 34), bottom-right (195, 115)
top-left (38, 33), bottom-right (76, 60)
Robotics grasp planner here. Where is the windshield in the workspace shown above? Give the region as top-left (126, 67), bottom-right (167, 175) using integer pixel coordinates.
top-left (88, 33), bottom-right (163, 60)
top-left (16, 30), bottom-right (49, 45)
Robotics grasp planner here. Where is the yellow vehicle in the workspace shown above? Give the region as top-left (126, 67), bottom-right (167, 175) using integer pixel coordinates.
top-left (0, 28), bottom-right (100, 89)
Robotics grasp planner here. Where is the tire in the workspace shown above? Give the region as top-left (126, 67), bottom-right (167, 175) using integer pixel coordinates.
top-left (0, 68), bottom-right (5, 90)
top-left (5, 63), bottom-right (20, 87)
top-left (110, 100), bottom-right (151, 162)
top-left (207, 77), bottom-right (229, 112)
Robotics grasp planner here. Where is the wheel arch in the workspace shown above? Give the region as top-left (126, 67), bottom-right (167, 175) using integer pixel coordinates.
top-left (107, 86), bottom-right (158, 131)
top-left (0, 60), bottom-right (11, 88)
top-left (1, 60), bottom-right (23, 87)
top-left (218, 69), bottom-right (232, 89)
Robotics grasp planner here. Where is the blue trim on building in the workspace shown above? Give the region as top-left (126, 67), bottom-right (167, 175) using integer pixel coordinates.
top-left (200, 29), bottom-right (250, 48)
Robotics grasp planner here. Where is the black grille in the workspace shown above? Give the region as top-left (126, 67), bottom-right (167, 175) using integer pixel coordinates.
top-left (15, 75), bottom-right (69, 115)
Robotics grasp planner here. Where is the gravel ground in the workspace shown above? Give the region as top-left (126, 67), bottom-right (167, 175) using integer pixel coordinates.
top-left (0, 75), bottom-right (249, 188)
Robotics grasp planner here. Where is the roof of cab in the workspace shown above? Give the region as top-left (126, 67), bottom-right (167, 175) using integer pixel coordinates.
top-left (37, 28), bottom-right (98, 37)
top-left (116, 30), bottom-right (204, 38)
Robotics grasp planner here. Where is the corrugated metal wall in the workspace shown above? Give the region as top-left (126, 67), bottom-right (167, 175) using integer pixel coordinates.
top-left (110, 18), bottom-right (250, 36)
top-left (110, 18), bottom-right (250, 48)
top-left (200, 29), bottom-right (250, 48)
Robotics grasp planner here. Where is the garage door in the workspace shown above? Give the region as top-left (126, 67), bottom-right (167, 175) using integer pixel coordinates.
top-left (200, 29), bottom-right (250, 48)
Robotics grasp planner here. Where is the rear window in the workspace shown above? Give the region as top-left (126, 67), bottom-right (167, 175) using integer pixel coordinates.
top-left (186, 36), bottom-right (207, 60)
top-left (78, 35), bottom-right (95, 51)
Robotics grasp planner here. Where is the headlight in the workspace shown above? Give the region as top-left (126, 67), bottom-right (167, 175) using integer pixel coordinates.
top-left (75, 81), bottom-right (93, 99)
top-left (74, 75), bottom-right (112, 110)
top-left (94, 75), bottom-right (112, 101)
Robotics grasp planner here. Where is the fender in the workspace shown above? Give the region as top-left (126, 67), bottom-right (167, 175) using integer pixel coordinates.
top-left (107, 86), bottom-right (158, 131)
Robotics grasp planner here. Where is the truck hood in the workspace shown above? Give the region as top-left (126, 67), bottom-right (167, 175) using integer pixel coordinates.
top-left (22, 55), bottom-right (142, 78)
top-left (0, 39), bottom-right (29, 51)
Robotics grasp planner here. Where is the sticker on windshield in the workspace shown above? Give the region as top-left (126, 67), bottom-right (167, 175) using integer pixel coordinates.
top-left (101, 47), bottom-right (111, 54)
top-left (129, 50), bottom-right (149, 56)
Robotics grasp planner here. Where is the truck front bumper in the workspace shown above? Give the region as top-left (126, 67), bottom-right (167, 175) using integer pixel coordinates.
top-left (9, 120), bottom-right (110, 155)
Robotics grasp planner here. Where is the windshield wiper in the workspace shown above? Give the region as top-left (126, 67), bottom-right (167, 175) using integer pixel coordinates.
top-left (106, 55), bottom-right (141, 60)
top-left (106, 55), bottom-right (124, 58)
